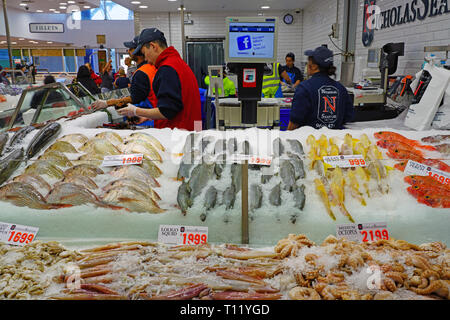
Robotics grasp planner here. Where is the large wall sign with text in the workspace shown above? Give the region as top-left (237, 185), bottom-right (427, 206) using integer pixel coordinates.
top-left (363, 0), bottom-right (450, 47)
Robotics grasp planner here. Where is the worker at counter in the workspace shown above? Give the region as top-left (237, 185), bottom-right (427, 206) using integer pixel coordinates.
top-left (92, 35), bottom-right (158, 125)
top-left (288, 46), bottom-right (354, 130)
top-left (116, 28), bottom-right (202, 131)
top-left (280, 52), bottom-right (303, 89)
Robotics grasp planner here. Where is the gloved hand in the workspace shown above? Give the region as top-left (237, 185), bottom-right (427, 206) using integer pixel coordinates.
top-left (117, 105), bottom-right (138, 117)
top-left (91, 99), bottom-right (108, 110)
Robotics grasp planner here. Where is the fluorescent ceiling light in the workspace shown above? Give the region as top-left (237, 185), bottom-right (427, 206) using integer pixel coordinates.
top-left (19, 3), bottom-right (28, 6)
top-left (60, 2), bottom-right (67, 4)
top-left (67, 1), bottom-right (75, 3)
top-left (54, 10), bottom-right (60, 13)
top-left (139, 5), bottom-right (148, 8)
top-left (12, 42), bottom-right (17, 44)
top-left (83, 6), bottom-right (91, 8)
top-left (36, 9), bottom-right (43, 12)
top-left (177, 7), bottom-right (186, 10)
top-left (19, 38), bottom-right (25, 40)
top-left (49, 8), bottom-right (56, 11)
top-left (261, 6), bottom-right (270, 9)
top-left (168, 0), bottom-right (178, 2)
top-left (60, 6), bottom-right (67, 9)
top-left (130, 1), bottom-right (141, 4)
top-left (47, 41), bottom-right (53, 44)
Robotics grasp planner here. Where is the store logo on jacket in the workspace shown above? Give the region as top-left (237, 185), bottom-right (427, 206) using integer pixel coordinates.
top-left (317, 85), bottom-right (339, 126)
top-left (237, 35), bottom-right (252, 51)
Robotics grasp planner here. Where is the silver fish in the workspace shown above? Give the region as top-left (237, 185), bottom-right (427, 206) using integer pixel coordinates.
top-left (0, 182), bottom-right (68, 210)
top-left (214, 139), bottom-right (227, 155)
top-left (200, 186), bottom-right (217, 221)
top-left (250, 184), bottom-right (263, 211)
top-left (0, 148), bottom-right (24, 185)
top-left (64, 164), bottom-right (104, 178)
top-left (177, 180), bottom-right (192, 215)
top-left (269, 183), bottom-right (281, 207)
top-left (183, 132), bottom-right (197, 154)
top-left (110, 165), bottom-right (160, 188)
top-left (177, 151), bottom-right (200, 181)
top-left (46, 182), bottom-right (107, 208)
top-left (25, 122), bottom-right (61, 159)
top-left (62, 175), bottom-right (98, 190)
top-left (7, 126), bottom-right (35, 150)
top-left (228, 137), bottom-right (237, 154)
top-left (188, 161), bottom-right (215, 200)
top-left (57, 133), bottom-right (89, 145)
top-left (280, 160), bottom-right (296, 192)
top-left (25, 160), bottom-right (64, 179)
top-left (0, 132), bottom-right (8, 155)
top-left (95, 131), bottom-right (123, 146)
top-left (291, 184), bottom-right (306, 224)
top-left (287, 152), bottom-right (305, 180)
top-left (231, 163), bottom-right (242, 192)
top-left (287, 139), bottom-right (304, 155)
top-left (38, 150), bottom-right (73, 167)
top-left (13, 174), bottom-right (51, 194)
top-left (214, 162), bottom-right (225, 179)
top-left (223, 184), bottom-right (236, 210)
top-left (103, 179), bottom-right (160, 202)
top-left (273, 138), bottom-right (284, 157)
top-left (240, 140), bottom-right (251, 155)
top-left (102, 186), bottom-right (163, 213)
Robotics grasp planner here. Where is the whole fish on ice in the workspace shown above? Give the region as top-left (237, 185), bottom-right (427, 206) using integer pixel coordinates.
top-left (25, 122), bottom-right (61, 159)
top-left (0, 148), bottom-right (24, 185)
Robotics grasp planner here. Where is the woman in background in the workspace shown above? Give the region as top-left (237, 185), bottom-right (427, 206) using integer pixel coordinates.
top-left (73, 65), bottom-right (101, 97)
top-left (114, 68), bottom-right (131, 89)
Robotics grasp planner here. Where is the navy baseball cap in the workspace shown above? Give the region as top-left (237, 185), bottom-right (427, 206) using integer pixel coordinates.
top-left (133, 28), bottom-right (166, 55)
top-left (124, 36), bottom-right (139, 49)
top-left (304, 46), bottom-right (334, 67)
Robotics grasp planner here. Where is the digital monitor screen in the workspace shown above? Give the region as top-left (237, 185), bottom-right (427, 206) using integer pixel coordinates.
top-left (228, 21), bottom-right (276, 60)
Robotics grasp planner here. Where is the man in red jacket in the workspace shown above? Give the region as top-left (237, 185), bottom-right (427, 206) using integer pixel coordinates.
top-left (117, 28), bottom-right (202, 131)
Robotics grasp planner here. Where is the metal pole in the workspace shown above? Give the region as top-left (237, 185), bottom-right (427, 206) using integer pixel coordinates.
top-left (180, 5), bottom-right (186, 61)
top-left (2, 0), bottom-right (14, 83)
top-left (241, 160), bottom-right (249, 244)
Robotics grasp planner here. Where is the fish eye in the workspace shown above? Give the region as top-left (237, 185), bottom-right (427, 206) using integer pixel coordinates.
top-left (425, 196), bottom-right (430, 199)
top-left (414, 186), bottom-right (419, 189)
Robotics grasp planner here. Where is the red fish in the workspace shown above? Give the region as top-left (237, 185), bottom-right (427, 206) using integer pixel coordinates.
top-left (389, 149), bottom-right (450, 173)
top-left (417, 194), bottom-right (450, 209)
top-left (374, 131), bottom-right (437, 151)
top-left (407, 185), bottom-right (450, 199)
top-left (377, 139), bottom-right (424, 157)
top-left (404, 175), bottom-right (450, 189)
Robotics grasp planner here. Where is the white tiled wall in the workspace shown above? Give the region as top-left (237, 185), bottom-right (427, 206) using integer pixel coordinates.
top-left (354, 0), bottom-right (450, 76)
top-left (301, 0), bottom-right (346, 79)
top-left (135, 10), bottom-right (303, 63)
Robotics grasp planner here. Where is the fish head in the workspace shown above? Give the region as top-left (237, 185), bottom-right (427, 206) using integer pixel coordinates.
top-left (374, 132), bottom-right (384, 139)
top-left (417, 195), bottom-right (440, 208)
top-left (376, 140), bottom-right (389, 148)
top-left (407, 185), bottom-right (423, 198)
top-left (394, 162), bottom-right (407, 172)
top-left (404, 175), bottom-right (416, 184)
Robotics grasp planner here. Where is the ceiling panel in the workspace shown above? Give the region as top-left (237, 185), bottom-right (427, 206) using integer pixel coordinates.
top-left (7, 0), bottom-right (100, 14)
top-left (114, 0), bottom-right (313, 13)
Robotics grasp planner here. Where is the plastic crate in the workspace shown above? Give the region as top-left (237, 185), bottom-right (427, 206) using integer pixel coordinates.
top-left (280, 108), bottom-right (291, 131)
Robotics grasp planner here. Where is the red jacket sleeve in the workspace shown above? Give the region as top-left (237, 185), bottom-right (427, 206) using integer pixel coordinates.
top-left (90, 71), bottom-right (102, 86)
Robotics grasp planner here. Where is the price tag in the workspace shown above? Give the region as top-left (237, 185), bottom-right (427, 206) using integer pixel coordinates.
top-left (158, 225), bottom-right (208, 245)
top-left (102, 154), bottom-right (143, 167)
top-left (336, 222), bottom-right (389, 243)
top-left (404, 160), bottom-right (450, 185)
top-left (249, 155), bottom-right (272, 166)
top-left (323, 155), bottom-right (367, 168)
top-left (0, 222), bottom-right (39, 246)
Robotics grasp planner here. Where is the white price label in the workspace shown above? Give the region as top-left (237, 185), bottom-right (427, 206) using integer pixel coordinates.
top-left (404, 160), bottom-right (450, 185)
top-left (229, 154), bottom-right (272, 166)
top-left (336, 222), bottom-right (389, 243)
top-left (0, 222), bottom-right (39, 246)
top-left (323, 155), bottom-right (367, 168)
top-left (102, 154), bottom-right (143, 167)
top-left (158, 225), bottom-right (208, 245)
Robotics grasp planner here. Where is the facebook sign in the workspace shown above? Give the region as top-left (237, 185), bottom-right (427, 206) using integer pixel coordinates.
top-left (237, 35), bottom-right (252, 51)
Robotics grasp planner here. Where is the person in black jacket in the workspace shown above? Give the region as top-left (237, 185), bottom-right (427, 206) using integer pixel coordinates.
top-left (30, 75), bottom-right (64, 109)
top-left (73, 65), bottom-right (101, 97)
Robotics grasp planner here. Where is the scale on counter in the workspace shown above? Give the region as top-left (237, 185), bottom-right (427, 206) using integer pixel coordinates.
top-left (222, 16), bottom-right (279, 128)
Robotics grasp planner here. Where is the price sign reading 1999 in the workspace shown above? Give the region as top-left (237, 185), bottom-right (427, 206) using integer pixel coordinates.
top-left (158, 225), bottom-right (208, 245)
top-left (0, 222), bottom-right (39, 246)
top-left (323, 155), bottom-right (366, 168)
top-left (102, 154), bottom-right (143, 167)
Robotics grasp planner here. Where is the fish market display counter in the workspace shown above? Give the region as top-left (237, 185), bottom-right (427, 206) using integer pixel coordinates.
top-left (0, 111), bottom-right (449, 248)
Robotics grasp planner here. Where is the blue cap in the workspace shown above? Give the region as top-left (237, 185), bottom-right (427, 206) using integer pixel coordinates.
top-left (133, 28), bottom-right (166, 55)
top-left (304, 46), bottom-right (334, 68)
top-left (124, 36), bottom-right (139, 49)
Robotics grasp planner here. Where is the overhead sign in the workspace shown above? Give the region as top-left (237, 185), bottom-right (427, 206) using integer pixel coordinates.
top-left (29, 23), bottom-right (65, 33)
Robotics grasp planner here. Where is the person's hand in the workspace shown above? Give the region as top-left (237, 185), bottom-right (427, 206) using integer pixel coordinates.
top-left (135, 116), bottom-right (148, 124)
top-left (91, 100), bottom-right (108, 110)
top-left (117, 105), bottom-right (138, 117)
